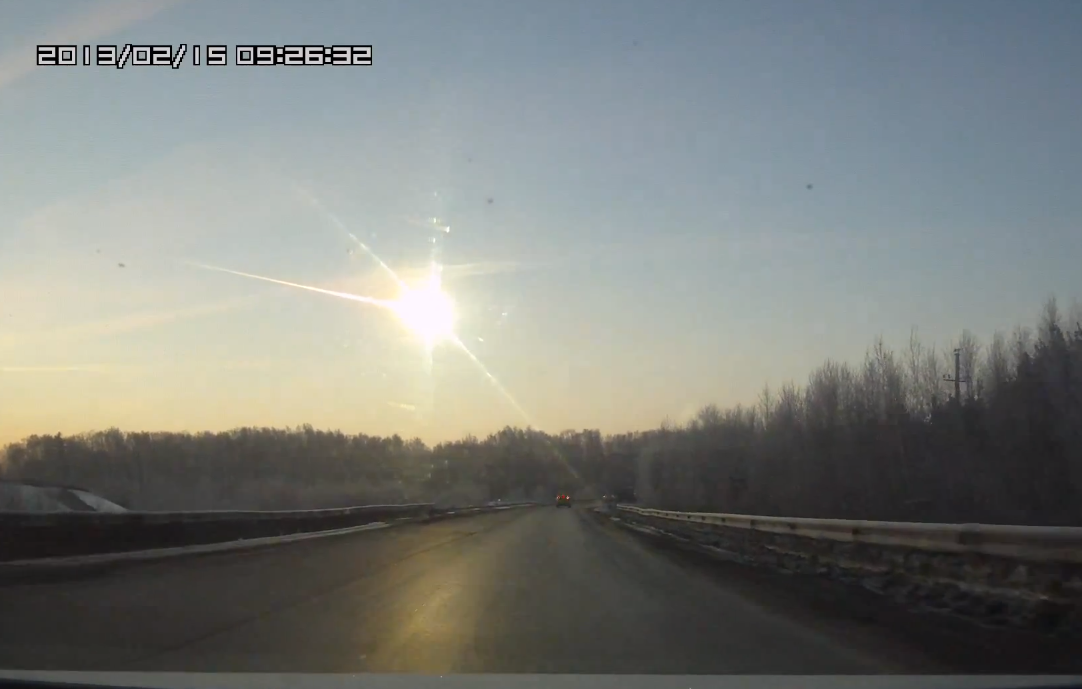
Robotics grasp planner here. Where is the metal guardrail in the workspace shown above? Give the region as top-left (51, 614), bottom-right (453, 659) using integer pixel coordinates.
top-left (0, 502), bottom-right (434, 526)
top-left (616, 506), bottom-right (1082, 564)
top-left (433, 502), bottom-right (536, 517)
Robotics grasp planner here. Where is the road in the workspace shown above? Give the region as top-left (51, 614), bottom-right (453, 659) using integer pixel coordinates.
top-left (0, 506), bottom-right (1077, 673)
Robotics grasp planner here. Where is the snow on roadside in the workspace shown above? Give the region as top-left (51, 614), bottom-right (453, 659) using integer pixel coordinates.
top-left (0, 482), bottom-right (70, 512)
top-left (0, 481), bottom-right (126, 513)
top-left (70, 489), bottom-right (127, 513)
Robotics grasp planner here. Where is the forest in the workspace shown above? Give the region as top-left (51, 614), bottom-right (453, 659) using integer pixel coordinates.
top-left (2, 297), bottom-right (1080, 526)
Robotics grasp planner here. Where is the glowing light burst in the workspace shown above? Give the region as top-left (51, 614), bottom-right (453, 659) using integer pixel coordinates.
top-left (391, 272), bottom-right (456, 350)
top-left (192, 261), bottom-right (456, 352)
top-left (190, 190), bottom-right (535, 427)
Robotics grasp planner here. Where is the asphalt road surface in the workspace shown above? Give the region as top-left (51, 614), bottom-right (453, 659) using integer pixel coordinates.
top-left (1, 507), bottom-right (1078, 673)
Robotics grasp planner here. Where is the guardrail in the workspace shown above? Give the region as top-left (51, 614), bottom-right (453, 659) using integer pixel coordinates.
top-left (616, 506), bottom-right (1082, 563)
top-left (610, 505), bottom-right (1082, 634)
top-left (1, 503), bottom-right (441, 562)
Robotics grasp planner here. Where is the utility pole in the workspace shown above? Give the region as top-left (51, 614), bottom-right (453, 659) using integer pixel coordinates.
top-left (942, 347), bottom-right (969, 406)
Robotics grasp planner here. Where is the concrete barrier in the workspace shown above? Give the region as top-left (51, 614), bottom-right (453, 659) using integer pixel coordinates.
top-left (611, 505), bottom-right (1082, 635)
top-left (0, 500), bottom-right (544, 563)
top-left (0, 503), bottom-right (434, 562)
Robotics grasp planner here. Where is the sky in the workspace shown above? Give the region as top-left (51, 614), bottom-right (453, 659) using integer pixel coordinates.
top-left (1, 0), bottom-right (1080, 446)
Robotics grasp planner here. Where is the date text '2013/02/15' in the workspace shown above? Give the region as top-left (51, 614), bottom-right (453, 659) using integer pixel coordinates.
top-left (36, 44), bottom-right (374, 69)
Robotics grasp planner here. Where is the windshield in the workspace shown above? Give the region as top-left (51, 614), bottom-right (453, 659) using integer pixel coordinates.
top-left (1, 0), bottom-right (1081, 679)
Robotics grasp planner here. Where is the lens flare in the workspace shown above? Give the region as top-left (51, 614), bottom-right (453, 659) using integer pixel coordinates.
top-left (392, 276), bottom-right (455, 348)
top-left (190, 185), bottom-right (542, 433)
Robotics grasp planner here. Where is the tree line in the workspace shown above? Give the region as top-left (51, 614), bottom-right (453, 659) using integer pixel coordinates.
top-left (2, 297), bottom-right (1079, 525)
top-left (0, 424), bottom-right (629, 512)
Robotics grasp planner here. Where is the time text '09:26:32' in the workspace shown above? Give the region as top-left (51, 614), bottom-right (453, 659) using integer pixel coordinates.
top-left (36, 44), bottom-right (373, 68)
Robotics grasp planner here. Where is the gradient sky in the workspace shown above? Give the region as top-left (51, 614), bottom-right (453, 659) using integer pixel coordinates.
top-left (1, 0), bottom-right (1080, 445)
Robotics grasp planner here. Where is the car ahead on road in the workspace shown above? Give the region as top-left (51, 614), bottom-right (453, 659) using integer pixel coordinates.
top-left (555, 494), bottom-right (572, 508)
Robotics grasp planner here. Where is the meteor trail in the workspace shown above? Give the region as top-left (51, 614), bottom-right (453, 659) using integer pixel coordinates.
top-left (187, 186), bottom-right (540, 435)
top-left (187, 262), bottom-right (395, 310)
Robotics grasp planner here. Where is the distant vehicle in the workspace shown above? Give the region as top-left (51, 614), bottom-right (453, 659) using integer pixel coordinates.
top-left (555, 494), bottom-right (572, 508)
